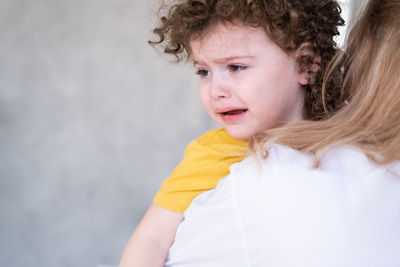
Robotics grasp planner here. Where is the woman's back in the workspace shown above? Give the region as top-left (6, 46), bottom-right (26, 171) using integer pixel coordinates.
top-left (166, 145), bottom-right (400, 267)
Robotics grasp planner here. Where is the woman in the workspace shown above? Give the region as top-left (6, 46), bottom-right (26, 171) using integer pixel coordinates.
top-left (165, 0), bottom-right (400, 266)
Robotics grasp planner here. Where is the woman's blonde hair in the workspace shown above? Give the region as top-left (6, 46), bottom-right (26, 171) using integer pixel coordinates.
top-left (251, 0), bottom-right (400, 166)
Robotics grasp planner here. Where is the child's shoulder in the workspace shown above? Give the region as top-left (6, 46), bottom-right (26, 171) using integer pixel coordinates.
top-left (196, 129), bottom-right (247, 147)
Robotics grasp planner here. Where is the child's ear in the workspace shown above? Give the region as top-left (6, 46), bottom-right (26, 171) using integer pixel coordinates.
top-left (294, 42), bottom-right (321, 86)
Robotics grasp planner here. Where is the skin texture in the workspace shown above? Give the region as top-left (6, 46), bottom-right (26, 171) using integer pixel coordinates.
top-left (192, 23), bottom-right (306, 140)
top-left (119, 204), bottom-right (183, 267)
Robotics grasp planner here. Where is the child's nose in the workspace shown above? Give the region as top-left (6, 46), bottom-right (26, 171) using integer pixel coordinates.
top-left (209, 75), bottom-right (231, 100)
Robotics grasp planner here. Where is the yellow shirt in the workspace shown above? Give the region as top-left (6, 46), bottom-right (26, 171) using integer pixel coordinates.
top-left (153, 129), bottom-right (248, 213)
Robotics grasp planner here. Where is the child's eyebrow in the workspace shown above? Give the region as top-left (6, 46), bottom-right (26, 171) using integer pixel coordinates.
top-left (193, 55), bottom-right (256, 65)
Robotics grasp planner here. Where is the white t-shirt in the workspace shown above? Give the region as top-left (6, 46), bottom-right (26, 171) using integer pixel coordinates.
top-left (166, 144), bottom-right (400, 267)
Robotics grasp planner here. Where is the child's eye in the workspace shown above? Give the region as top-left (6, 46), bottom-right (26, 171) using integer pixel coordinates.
top-left (196, 69), bottom-right (211, 77)
top-left (229, 64), bottom-right (247, 72)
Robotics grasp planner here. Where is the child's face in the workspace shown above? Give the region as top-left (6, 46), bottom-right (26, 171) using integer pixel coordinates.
top-left (191, 23), bottom-right (305, 140)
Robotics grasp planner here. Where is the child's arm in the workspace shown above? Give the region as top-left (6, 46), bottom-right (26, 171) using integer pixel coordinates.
top-left (120, 129), bottom-right (247, 266)
top-left (119, 203), bottom-right (183, 267)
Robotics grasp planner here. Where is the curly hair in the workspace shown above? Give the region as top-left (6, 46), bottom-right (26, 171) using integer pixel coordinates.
top-left (150, 0), bottom-right (345, 120)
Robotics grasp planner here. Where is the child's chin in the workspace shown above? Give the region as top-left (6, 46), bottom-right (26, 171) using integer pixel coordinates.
top-left (225, 129), bottom-right (252, 141)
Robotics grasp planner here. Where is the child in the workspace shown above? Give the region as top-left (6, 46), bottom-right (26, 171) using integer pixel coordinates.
top-left (120, 0), bottom-right (344, 265)
top-left (165, 0), bottom-right (400, 265)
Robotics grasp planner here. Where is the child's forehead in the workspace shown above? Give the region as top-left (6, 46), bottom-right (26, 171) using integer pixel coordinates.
top-left (190, 23), bottom-right (274, 60)
top-left (193, 23), bottom-right (267, 46)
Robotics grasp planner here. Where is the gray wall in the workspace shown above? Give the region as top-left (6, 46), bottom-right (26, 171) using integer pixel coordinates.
top-left (0, 0), bottom-right (215, 266)
top-left (0, 0), bottom-right (351, 266)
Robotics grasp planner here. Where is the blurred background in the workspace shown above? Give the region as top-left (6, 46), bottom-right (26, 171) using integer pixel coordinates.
top-left (0, 0), bottom-right (350, 266)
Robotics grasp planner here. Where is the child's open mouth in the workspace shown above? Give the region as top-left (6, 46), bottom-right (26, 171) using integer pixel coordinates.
top-left (219, 109), bottom-right (248, 122)
top-left (222, 109), bottom-right (248, 116)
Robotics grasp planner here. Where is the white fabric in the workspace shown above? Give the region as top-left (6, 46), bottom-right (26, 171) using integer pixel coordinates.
top-left (165, 144), bottom-right (400, 267)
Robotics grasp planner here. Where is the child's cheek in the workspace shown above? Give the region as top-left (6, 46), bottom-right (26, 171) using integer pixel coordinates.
top-left (199, 86), bottom-right (212, 114)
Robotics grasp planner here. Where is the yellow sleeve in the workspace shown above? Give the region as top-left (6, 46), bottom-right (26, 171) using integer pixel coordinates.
top-left (153, 129), bottom-right (248, 213)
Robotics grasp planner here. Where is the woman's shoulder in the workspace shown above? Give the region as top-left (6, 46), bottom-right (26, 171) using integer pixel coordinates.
top-left (317, 145), bottom-right (400, 178)
top-left (226, 144), bottom-right (400, 201)
top-left (230, 145), bottom-right (400, 266)
top-left (171, 144), bottom-right (400, 266)
top-left (227, 144), bottom-right (315, 180)
top-left (230, 144), bottom-right (400, 178)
